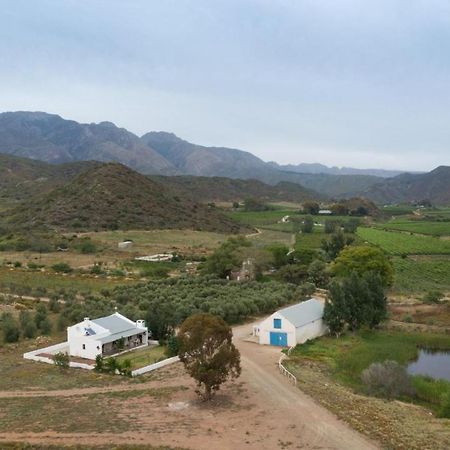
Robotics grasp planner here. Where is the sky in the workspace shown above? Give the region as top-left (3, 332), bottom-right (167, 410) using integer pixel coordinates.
top-left (0, 0), bottom-right (449, 171)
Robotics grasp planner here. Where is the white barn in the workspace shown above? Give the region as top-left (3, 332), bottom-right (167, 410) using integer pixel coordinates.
top-left (255, 298), bottom-right (328, 347)
top-left (67, 312), bottom-right (148, 360)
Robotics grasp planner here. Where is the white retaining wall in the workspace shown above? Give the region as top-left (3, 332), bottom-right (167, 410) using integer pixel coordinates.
top-left (23, 341), bottom-right (94, 370)
top-left (131, 356), bottom-right (179, 377)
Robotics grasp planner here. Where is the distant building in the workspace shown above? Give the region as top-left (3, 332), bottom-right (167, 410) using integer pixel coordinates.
top-left (135, 253), bottom-right (173, 262)
top-left (254, 299), bottom-right (327, 347)
top-left (118, 240), bottom-right (133, 249)
top-left (67, 312), bottom-right (148, 360)
top-left (318, 209), bottom-right (332, 215)
top-left (230, 258), bottom-right (256, 282)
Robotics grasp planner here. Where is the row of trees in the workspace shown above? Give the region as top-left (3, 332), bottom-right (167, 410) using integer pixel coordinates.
top-left (1, 304), bottom-right (52, 343)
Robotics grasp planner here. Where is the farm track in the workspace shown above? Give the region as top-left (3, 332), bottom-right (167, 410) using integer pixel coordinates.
top-left (0, 321), bottom-right (380, 449)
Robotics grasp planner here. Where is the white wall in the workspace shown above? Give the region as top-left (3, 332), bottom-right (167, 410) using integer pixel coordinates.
top-left (258, 312), bottom-right (297, 347)
top-left (68, 334), bottom-right (101, 360)
top-left (295, 319), bottom-right (328, 344)
top-left (259, 313), bottom-right (328, 347)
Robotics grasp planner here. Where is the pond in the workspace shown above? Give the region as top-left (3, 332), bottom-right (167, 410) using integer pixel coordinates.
top-left (407, 349), bottom-right (450, 381)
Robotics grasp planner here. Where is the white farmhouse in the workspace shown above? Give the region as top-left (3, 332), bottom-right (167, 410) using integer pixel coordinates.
top-left (255, 298), bottom-right (328, 347)
top-left (67, 312), bottom-right (148, 360)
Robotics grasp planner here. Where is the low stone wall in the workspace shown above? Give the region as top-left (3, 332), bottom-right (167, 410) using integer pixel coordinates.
top-left (131, 356), bottom-right (180, 377)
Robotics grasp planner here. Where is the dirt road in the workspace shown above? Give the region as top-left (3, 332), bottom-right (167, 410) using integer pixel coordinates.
top-left (233, 323), bottom-right (379, 450)
top-left (0, 321), bottom-right (379, 449)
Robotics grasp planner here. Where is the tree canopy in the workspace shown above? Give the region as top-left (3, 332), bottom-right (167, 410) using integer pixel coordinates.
top-left (331, 245), bottom-right (394, 287)
top-left (178, 313), bottom-right (241, 400)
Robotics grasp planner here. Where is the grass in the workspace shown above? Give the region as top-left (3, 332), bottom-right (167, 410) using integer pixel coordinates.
top-left (115, 345), bottom-right (168, 370)
top-left (83, 229), bottom-right (229, 257)
top-left (393, 256), bottom-right (450, 294)
top-left (289, 330), bottom-right (450, 411)
top-left (374, 219), bottom-right (450, 236)
top-left (0, 387), bottom-right (181, 434)
top-left (357, 227), bottom-right (450, 255)
top-left (0, 336), bottom-right (145, 391)
top-left (0, 267), bottom-right (134, 295)
top-left (226, 209), bottom-right (297, 227)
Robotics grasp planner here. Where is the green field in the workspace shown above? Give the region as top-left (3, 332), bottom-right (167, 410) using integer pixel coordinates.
top-left (295, 229), bottom-right (326, 251)
top-left (289, 330), bottom-right (450, 412)
top-left (374, 220), bottom-right (450, 236)
top-left (393, 256), bottom-right (450, 294)
top-left (226, 209), bottom-right (297, 227)
top-left (357, 227), bottom-right (450, 255)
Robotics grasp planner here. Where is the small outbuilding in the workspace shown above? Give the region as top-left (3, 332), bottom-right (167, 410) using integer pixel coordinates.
top-left (255, 298), bottom-right (328, 347)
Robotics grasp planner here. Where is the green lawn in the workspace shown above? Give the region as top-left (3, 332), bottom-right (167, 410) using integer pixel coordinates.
top-left (115, 345), bottom-right (167, 369)
top-left (289, 330), bottom-right (450, 411)
top-left (357, 227), bottom-right (450, 255)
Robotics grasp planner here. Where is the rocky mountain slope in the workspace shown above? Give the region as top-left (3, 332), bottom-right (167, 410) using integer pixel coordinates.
top-left (359, 166), bottom-right (450, 205)
top-left (3, 163), bottom-right (245, 233)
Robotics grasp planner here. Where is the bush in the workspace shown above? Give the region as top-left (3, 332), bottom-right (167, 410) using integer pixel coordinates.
top-left (361, 360), bottom-right (415, 399)
top-left (1, 313), bottom-right (20, 343)
top-left (423, 290), bottom-right (444, 304)
top-left (301, 216), bottom-right (314, 233)
top-left (94, 354), bottom-right (105, 372)
top-left (54, 352), bottom-right (70, 369)
top-left (79, 240), bottom-right (97, 254)
top-left (438, 392), bottom-right (450, 418)
top-left (166, 335), bottom-right (180, 357)
top-left (52, 262), bottom-right (73, 273)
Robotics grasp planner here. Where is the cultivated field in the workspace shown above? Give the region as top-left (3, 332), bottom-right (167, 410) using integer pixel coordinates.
top-left (357, 227), bottom-right (450, 255)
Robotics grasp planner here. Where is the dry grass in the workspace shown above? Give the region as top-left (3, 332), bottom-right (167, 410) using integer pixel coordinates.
top-left (287, 359), bottom-right (450, 449)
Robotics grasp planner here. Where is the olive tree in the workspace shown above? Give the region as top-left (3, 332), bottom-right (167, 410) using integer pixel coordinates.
top-left (178, 313), bottom-right (241, 400)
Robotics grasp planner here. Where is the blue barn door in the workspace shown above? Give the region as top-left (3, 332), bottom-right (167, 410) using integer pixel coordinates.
top-left (270, 331), bottom-right (288, 346)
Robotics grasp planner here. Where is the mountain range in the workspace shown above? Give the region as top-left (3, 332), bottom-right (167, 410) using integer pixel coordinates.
top-left (0, 111), bottom-right (448, 204)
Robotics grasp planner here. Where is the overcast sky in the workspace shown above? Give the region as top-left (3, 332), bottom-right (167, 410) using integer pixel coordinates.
top-left (1, 0), bottom-right (449, 170)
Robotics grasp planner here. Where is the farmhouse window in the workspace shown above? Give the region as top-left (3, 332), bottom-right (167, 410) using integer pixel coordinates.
top-left (273, 318), bottom-right (282, 329)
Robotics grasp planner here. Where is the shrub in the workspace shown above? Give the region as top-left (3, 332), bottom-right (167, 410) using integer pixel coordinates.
top-left (361, 360), bottom-right (415, 399)
top-left (94, 354), bottom-right (105, 372)
top-left (301, 216), bottom-right (314, 233)
top-left (52, 262), bottom-right (73, 273)
top-left (54, 352), bottom-right (70, 369)
top-left (423, 290), bottom-right (444, 304)
top-left (79, 240), bottom-right (97, 254)
top-left (166, 335), bottom-right (180, 357)
top-left (1, 313), bottom-right (20, 343)
top-left (438, 392), bottom-right (450, 418)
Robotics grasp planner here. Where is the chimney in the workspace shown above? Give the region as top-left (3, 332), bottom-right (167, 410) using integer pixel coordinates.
top-left (84, 317), bottom-right (90, 325)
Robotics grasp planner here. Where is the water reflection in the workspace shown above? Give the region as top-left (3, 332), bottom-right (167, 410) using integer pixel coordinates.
top-left (407, 349), bottom-right (450, 381)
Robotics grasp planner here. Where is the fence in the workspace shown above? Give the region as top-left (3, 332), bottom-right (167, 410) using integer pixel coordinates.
top-left (278, 347), bottom-right (297, 385)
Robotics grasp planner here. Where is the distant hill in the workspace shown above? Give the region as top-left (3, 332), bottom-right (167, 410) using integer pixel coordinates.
top-left (0, 153), bottom-right (99, 203)
top-left (0, 111), bottom-right (176, 174)
top-left (359, 166), bottom-right (450, 205)
top-left (151, 175), bottom-right (323, 203)
top-left (268, 161), bottom-right (409, 178)
top-left (4, 163), bottom-right (245, 233)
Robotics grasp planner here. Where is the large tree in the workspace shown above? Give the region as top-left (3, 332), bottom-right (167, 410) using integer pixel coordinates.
top-left (178, 313), bottom-right (241, 400)
top-left (332, 245), bottom-right (394, 287)
top-left (324, 271), bottom-right (387, 336)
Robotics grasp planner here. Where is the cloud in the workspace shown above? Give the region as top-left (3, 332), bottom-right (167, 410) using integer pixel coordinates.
top-left (0, 0), bottom-right (449, 170)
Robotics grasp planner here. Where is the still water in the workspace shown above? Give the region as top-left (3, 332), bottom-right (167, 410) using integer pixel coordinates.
top-left (407, 349), bottom-right (450, 381)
